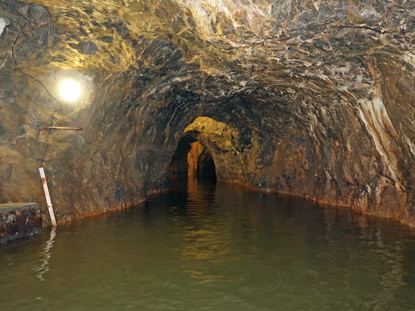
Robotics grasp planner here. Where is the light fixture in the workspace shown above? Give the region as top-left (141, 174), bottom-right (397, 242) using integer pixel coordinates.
top-left (59, 79), bottom-right (82, 102)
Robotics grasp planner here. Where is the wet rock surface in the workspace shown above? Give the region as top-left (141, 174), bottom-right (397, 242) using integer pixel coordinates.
top-left (1, 0), bottom-right (415, 226)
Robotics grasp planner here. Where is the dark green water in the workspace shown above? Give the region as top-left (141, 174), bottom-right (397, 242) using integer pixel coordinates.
top-left (1, 179), bottom-right (415, 311)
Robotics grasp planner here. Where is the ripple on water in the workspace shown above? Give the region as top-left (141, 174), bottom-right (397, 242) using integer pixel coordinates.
top-left (1, 180), bottom-right (415, 310)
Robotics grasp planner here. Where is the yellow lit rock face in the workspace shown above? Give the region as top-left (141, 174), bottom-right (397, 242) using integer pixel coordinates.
top-left (183, 116), bottom-right (268, 186)
top-left (2, 0), bottom-right (415, 226)
top-left (185, 117), bottom-right (228, 134)
top-left (184, 117), bottom-right (244, 182)
top-left (184, 117), bottom-right (238, 152)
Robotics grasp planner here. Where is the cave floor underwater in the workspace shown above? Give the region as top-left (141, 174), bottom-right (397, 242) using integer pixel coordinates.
top-left (0, 178), bottom-right (414, 311)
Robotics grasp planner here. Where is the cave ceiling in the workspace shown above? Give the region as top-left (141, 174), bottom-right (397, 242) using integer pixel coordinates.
top-left (21, 0), bottom-right (415, 136)
top-left (15, 0), bottom-right (415, 105)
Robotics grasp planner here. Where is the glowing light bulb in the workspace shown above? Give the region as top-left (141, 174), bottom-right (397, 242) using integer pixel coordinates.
top-left (59, 79), bottom-right (81, 102)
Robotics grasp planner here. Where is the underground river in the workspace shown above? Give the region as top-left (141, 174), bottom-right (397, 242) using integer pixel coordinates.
top-left (1, 178), bottom-right (415, 310)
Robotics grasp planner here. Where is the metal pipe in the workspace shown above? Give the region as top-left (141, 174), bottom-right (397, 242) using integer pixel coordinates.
top-left (39, 167), bottom-right (57, 227)
top-left (38, 126), bottom-right (82, 131)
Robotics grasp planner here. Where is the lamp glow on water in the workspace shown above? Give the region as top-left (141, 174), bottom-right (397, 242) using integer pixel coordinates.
top-left (59, 79), bottom-right (81, 102)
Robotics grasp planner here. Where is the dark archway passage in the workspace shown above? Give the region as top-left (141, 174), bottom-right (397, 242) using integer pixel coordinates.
top-left (169, 135), bottom-right (217, 183)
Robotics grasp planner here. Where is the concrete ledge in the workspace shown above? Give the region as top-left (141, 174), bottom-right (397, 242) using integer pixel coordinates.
top-left (0, 203), bottom-right (42, 245)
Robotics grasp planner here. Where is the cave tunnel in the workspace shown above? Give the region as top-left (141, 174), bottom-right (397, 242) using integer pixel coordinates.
top-left (3, 0), bottom-right (415, 308)
top-left (169, 134), bottom-right (217, 184)
top-left (1, 0), bottom-right (415, 229)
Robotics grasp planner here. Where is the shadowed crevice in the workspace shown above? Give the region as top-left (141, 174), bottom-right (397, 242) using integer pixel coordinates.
top-left (169, 135), bottom-right (216, 184)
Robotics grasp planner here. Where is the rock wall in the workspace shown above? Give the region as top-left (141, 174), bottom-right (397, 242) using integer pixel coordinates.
top-left (1, 0), bottom-right (415, 226)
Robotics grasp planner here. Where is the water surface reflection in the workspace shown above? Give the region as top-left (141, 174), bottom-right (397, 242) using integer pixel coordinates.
top-left (0, 179), bottom-right (414, 310)
top-left (33, 226), bottom-right (56, 281)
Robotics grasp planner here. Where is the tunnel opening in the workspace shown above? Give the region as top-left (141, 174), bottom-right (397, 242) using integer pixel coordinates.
top-left (169, 135), bottom-right (217, 184)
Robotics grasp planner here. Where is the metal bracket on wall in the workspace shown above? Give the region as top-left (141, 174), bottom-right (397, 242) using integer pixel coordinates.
top-left (38, 127), bottom-right (82, 131)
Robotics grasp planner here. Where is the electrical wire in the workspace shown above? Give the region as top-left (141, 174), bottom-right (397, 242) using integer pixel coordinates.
top-left (0, 0), bottom-right (63, 108)
top-left (0, 1), bottom-right (68, 165)
top-left (39, 115), bottom-right (54, 167)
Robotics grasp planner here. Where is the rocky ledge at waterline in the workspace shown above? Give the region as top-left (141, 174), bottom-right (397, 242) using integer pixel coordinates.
top-left (0, 203), bottom-right (42, 245)
top-left (1, 0), bottom-right (415, 226)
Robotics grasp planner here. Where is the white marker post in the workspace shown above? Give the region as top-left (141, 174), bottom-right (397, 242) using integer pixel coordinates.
top-left (39, 167), bottom-right (57, 227)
